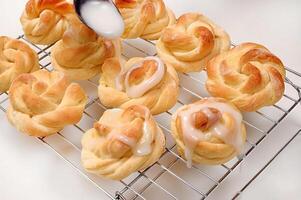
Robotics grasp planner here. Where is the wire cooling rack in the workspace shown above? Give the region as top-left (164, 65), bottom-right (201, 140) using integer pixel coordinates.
top-left (0, 34), bottom-right (300, 200)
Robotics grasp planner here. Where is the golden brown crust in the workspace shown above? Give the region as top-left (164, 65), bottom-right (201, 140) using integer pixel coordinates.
top-left (81, 105), bottom-right (165, 180)
top-left (20, 0), bottom-right (75, 45)
top-left (6, 69), bottom-right (87, 137)
top-left (0, 36), bottom-right (39, 92)
top-left (51, 17), bottom-right (121, 80)
top-left (171, 98), bottom-right (246, 165)
top-left (156, 12), bottom-right (231, 72)
top-left (115, 0), bottom-right (176, 39)
top-left (206, 43), bottom-right (286, 112)
top-left (98, 57), bottom-right (179, 115)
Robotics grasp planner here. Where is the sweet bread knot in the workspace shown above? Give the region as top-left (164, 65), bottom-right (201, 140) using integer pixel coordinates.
top-left (157, 13), bottom-right (230, 72)
top-left (20, 0), bottom-right (75, 45)
top-left (206, 43), bottom-right (286, 111)
top-left (0, 36), bottom-right (39, 92)
top-left (115, 0), bottom-right (176, 39)
top-left (7, 70), bottom-right (87, 136)
top-left (171, 98), bottom-right (246, 166)
top-left (98, 56), bottom-right (179, 114)
top-left (51, 17), bottom-right (121, 80)
top-left (81, 105), bottom-right (165, 180)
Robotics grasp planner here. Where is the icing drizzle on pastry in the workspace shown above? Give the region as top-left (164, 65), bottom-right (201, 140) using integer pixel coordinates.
top-left (115, 56), bottom-right (165, 98)
top-left (176, 100), bottom-right (244, 168)
top-left (106, 108), bottom-right (155, 156)
top-left (114, 133), bottom-right (137, 148)
top-left (133, 121), bottom-right (154, 156)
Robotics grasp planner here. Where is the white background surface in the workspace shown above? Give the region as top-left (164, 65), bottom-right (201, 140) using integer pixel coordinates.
top-left (0, 1), bottom-right (300, 200)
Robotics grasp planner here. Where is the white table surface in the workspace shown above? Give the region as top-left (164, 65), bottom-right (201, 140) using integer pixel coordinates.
top-left (0, 1), bottom-right (300, 200)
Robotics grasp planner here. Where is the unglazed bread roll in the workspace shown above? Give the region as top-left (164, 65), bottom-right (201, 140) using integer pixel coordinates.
top-left (115, 0), bottom-right (176, 40)
top-left (81, 105), bottom-right (165, 180)
top-left (156, 13), bottom-right (231, 72)
top-left (171, 98), bottom-right (246, 166)
top-left (0, 36), bottom-right (39, 93)
top-left (20, 0), bottom-right (74, 45)
top-left (7, 70), bottom-right (87, 137)
top-left (51, 17), bottom-right (121, 80)
top-left (206, 43), bottom-right (286, 112)
top-left (98, 56), bottom-right (179, 115)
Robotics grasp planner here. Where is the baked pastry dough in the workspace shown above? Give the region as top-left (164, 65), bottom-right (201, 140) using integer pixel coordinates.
top-left (171, 98), bottom-right (246, 166)
top-left (0, 36), bottom-right (39, 93)
top-left (20, 0), bottom-right (74, 45)
top-left (115, 0), bottom-right (176, 40)
top-left (51, 17), bottom-right (121, 80)
top-left (7, 70), bottom-right (87, 137)
top-left (156, 12), bottom-right (230, 72)
top-left (81, 105), bottom-right (165, 180)
top-left (206, 43), bottom-right (286, 112)
top-left (98, 56), bottom-right (179, 115)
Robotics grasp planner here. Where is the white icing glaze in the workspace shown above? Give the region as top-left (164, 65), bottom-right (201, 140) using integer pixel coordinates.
top-left (133, 121), bottom-right (154, 156)
top-left (202, 108), bottom-right (216, 122)
top-left (133, 108), bottom-right (153, 156)
top-left (114, 134), bottom-right (137, 148)
top-left (115, 60), bottom-right (127, 91)
top-left (115, 71), bottom-right (124, 91)
top-left (177, 101), bottom-right (244, 168)
top-left (115, 56), bottom-right (165, 98)
top-left (184, 147), bottom-right (193, 168)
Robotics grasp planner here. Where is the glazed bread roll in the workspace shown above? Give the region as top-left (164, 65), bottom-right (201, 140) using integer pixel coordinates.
top-left (171, 98), bottom-right (246, 166)
top-left (51, 17), bottom-right (121, 80)
top-left (115, 0), bottom-right (176, 40)
top-left (7, 70), bottom-right (87, 137)
top-left (206, 43), bottom-right (286, 112)
top-left (156, 13), bottom-right (230, 72)
top-left (98, 56), bottom-right (179, 115)
top-left (20, 0), bottom-right (74, 45)
top-left (81, 105), bottom-right (165, 180)
top-left (0, 36), bottom-right (39, 93)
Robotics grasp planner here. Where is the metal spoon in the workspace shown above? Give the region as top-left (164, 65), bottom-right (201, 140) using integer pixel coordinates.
top-left (73, 0), bottom-right (125, 39)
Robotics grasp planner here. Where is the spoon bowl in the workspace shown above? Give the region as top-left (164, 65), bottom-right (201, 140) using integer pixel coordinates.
top-left (73, 0), bottom-right (125, 39)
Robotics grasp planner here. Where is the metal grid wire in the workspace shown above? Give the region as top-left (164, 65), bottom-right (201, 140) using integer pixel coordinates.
top-left (0, 34), bottom-right (300, 200)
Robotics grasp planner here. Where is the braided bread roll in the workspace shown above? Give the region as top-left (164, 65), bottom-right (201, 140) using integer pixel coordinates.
top-left (156, 13), bottom-right (230, 72)
top-left (7, 70), bottom-right (87, 137)
top-left (171, 98), bottom-right (246, 166)
top-left (20, 0), bottom-right (75, 45)
top-left (98, 56), bottom-right (179, 115)
top-left (115, 0), bottom-right (175, 40)
top-left (0, 36), bottom-right (39, 93)
top-left (81, 105), bottom-right (165, 180)
top-left (206, 43), bottom-right (286, 112)
top-left (51, 17), bottom-right (121, 80)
